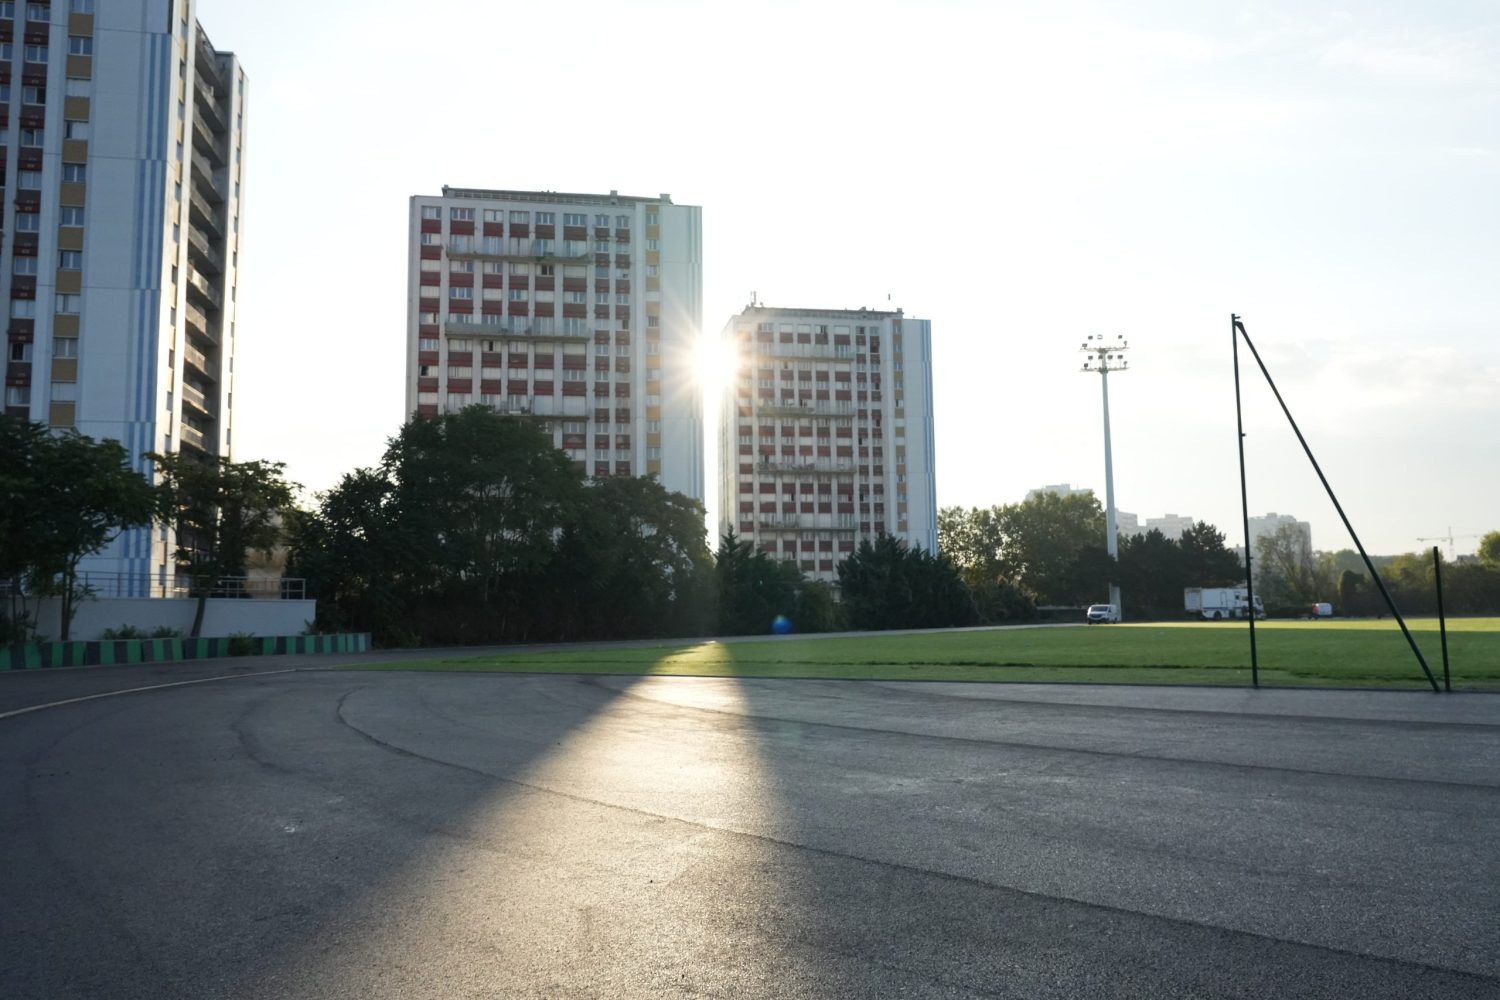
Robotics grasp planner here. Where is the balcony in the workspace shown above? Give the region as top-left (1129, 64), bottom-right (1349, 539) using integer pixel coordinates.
top-left (193, 88), bottom-right (228, 135)
top-left (179, 423), bottom-right (208, 451)
top-left (191, 113), bottom-right (225, 166)
top-left (180, 381), bottom-right (213, 415)
top-left (185, 266), bottom-right (222, 310)
top-left (754, 460), bottom-right (856, 477)
top-left (444, 319), bottom-right (589, 339)
top-left (754, 401), bottom-right (855, 418)
top-left (184, 343), bottom-right (216, 381)
top-left (186, 226), bottom-right (223, 274)
top-left (189, 188), bottom-right (223, 237)
top-left (757, 518), bottom-right (801, 531)
top-left (184, 301), bottom-right (218, 345)
top-left (191, 155), bottom-right (226, 204)
top-left (445, 241), bottom-right (593, 264)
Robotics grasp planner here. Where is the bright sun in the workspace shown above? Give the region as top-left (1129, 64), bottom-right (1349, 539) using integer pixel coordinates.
top-left (693, 336), bottom-right (738, 391)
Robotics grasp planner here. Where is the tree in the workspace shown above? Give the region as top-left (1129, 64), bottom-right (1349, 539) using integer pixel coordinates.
top-left (995, 492), bottom-right (1106, 606)
top-left (1254, 522), bottom-right (1331, 608)
top-left (837, 535), bottom-right (977, 631)
top-left (1179, 521), bottom-right (1242, 587)
top-left (549, 475), bottom-right (712, 639)
top-left (714, 532), bottom-right (801, 635)
top-left (1480, 531), bottom-right (1500, 570)
top-left (0, 419), bottom-right (162, 640)
top-left (152, 452), bottom-right (296, 638)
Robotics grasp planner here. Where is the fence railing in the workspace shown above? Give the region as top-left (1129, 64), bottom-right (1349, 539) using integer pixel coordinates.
top-left (1, 575), bottom-right (307, 600)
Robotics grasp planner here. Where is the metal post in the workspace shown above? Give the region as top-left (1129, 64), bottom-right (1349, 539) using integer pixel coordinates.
top-left (1101, 365), bottom-right (1121, 616)
top-left (1231, 314), bottom-right (1258, 687)
top-left (1434, 546), bottom-right (1450, 692)
top-left (1080, 335), bottom-right (1129, 621)
top-left (1234, 317), bottom-right (1439, 692)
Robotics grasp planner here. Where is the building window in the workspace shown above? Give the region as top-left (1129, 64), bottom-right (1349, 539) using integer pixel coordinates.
top-left (13, 256), bottom-right (37, 275)
top-left (67, 36), bottom-right (92, 56)
top-left (64, 121), bottom-right (88, 139)
top-left (645, 239), bottom-right (659, 251)
top-left (9, 342), bottom-right (32, 362)
top-left (450, 207), bottom-right (474, 221)
top-left (563, 213), bottom-right (586, 226)
top-left (449, 286), bottom-right (472, 299)
top-left (53, 337), bottom-right (78, 358)
top-left (5, 386), bottom-right (30, 407)
top-left (54, 293), bottom-right (81, 313)
top-left (26, 1), bottom-right (47, 16)
top-left (508, 210), bottom-right (529, 223)
top-left (0, 3), bottom-right (14, 18)
top-left (58, 250), bottom-right (82, 270)
top-left (418, 337), bottom-right (439, 351)
top-left (16, 213), bottom-right (40, 232)
top-left (62, 163), bottom-right (85, 183)
top-left (71, 0), bottom-right (94, 12)
top-left (60, 206), bottom-right (84, 226)
top-left (20, 128), bottom-right (43, 147)
top-left (535, 212), bottom-right (555, 225)
top-left (23, 44), bottom-right (47, 63)
top-left (420, 205), bottom-right (440, 220)
top-left (508, 288), bottom-right (528, 301)
top-left (645, 211), bottom-right (659, 226)
top-left (615, 215), bottom-right (630, 228)
top-left (482, 209), bottom-right (503, 222)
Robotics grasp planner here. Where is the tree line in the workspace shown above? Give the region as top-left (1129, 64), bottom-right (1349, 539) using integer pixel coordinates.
top-left (289, 406), bottom-right (979, 645)
top-left (938, 493), bottom-right (1245, 618)
top-left (9, 408), bottom-right (1496, 645)
top-left (1253, 521), bottom-right (1500, 616)
top-left (1, 416), bottom-right (292, 642)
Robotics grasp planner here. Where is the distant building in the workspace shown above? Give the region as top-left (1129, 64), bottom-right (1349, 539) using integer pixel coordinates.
top-left (1027, 483), bottom-right (1093, 501)
top-left (718, 305), bottom-right (936, 584)
top-left (1247, 512), bottom-right (1312, 556)
top-left (1115, 511), bottom-right (1140, 537)
top-left (1145, 513), bottom-right (1196, 541)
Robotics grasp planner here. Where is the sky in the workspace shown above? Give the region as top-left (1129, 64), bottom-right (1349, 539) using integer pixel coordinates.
top-left (198, 0), bottom-right (1499, 558)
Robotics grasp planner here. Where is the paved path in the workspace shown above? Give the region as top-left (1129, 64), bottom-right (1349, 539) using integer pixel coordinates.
top-left (2, 668), bottom-right (1497, 998)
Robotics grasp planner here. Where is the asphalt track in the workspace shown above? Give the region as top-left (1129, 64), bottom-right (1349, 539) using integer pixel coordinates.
top-left (2, 660), bottom-right (1498, 998)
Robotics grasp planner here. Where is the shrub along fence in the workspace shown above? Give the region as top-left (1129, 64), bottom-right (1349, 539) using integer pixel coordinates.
top-left (2, 632), bottom-right (371, 670)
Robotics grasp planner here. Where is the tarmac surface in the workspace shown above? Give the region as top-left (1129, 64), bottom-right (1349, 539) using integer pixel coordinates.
top-left (2, 660), bottom-right (1498, 998)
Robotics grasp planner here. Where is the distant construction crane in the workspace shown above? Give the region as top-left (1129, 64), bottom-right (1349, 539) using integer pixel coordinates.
top-left (1417, 527), bottom-right (1482, 561)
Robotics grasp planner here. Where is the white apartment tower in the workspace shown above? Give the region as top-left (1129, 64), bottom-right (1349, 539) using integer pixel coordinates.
top-left (405, 187), bottom-right (704, 502)
top-left (719, 306), bottom-right (937, 583)
top-left (2, 0), bottom-right (248, 593)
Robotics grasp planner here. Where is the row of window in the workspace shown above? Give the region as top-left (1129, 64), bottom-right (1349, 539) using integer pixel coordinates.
top-left (8, 335), bottom-right (75, 361)
top-left (12, 250), bottom-right (81, 273)
top-left (426, 260), bottom-right (658, 278)
top-left (0, 37), bottom-right (93, 61)
top-left (0, 1), bottom-right (98, 18)
top-left (424, 206), bottom-right (638, 228)
top-left (10, 293), bottom-right (80, 316)
top-left (10, 120), bottom-right (89, 146)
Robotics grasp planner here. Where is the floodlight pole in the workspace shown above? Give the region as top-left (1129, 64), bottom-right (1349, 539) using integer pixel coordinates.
top-left (1081, 336), bottom-right (1128, 619)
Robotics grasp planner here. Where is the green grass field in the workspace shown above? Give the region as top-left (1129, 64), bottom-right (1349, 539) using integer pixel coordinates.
top-left (347, 617), bottom-right (1500, 689)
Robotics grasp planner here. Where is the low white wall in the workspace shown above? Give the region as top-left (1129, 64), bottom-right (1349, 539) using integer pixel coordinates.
top-left (32, 597), bottom-right (318, 640)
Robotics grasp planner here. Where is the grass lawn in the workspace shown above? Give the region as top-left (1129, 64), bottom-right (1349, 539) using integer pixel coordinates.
top-left (345, 617), bottom-right (1500, 690)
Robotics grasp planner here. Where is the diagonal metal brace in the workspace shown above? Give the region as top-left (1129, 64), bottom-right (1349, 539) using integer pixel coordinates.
top-left (1232, 317), bottom-right (1439, 692)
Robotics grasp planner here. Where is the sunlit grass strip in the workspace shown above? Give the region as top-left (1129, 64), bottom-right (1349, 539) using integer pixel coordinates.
top-left (345, 618), bottom-right (1500, 689)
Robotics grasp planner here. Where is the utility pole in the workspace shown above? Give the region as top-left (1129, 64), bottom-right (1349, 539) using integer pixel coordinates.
top-left (1081, 335), bottom-right (1129, 618)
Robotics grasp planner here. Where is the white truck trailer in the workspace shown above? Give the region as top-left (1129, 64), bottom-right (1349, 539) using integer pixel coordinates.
top-left (1185, 587), bottom-right (1265, 620)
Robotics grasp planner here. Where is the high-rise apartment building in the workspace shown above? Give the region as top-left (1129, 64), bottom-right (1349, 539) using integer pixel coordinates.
top-left (405, 187), bottom-right (704, 502)
top-left (718, 306), bottom-right (936, 583)
top-left (1247, 511), bottom-right (1312, 555)
top-left (1145, 513), bottom-right (1196, 541)
top-left (1, 0), bottom-right (247, 592)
